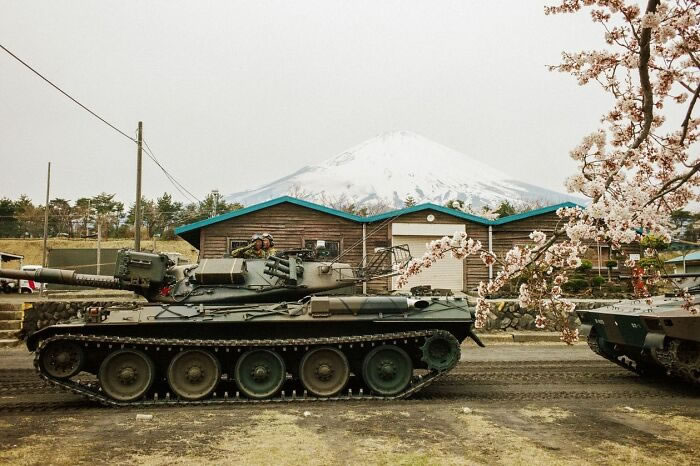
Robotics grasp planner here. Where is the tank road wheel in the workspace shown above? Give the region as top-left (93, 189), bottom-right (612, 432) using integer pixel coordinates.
top-left (362, 345), bottom-right (412, 396)
top-left (167, 349), bottom-right (221, 400)
top-left (421, 331), bottom-right (460, 371)
top-left (299, 347), bottom-right (350, 397)
top-left (40, 341), bottom-right (85, 379)
top-left (99, 349), bottom-right (155, 402)
top-left (234, 349), bottom-right (286, 399)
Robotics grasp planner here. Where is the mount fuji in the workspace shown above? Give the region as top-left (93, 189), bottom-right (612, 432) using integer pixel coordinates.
top-left (226, 131), bottom-right (581, 209)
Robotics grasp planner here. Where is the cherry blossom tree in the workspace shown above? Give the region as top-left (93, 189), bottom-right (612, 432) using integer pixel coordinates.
top-left (396, 0), bottom-right (699, 343)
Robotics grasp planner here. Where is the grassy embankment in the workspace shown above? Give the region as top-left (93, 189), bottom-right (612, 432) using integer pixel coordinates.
top-left (0, 238), bottom-right (199, 266)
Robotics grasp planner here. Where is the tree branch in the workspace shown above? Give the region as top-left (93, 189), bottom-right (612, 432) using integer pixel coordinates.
top-left (630, 0), bottom-right (661, 151)
top-left (680, 84), bottom-right (700, 145)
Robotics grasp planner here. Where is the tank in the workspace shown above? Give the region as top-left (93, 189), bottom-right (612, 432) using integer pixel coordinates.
top-left (577, 294), bottom-right (700, 386)
top-left (29, 295), bottom-right (482, 405)
top-left (0, 246), bottom-right (410, 304)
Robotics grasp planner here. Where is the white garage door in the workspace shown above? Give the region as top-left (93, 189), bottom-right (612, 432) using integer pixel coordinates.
top-left (391, 235), bottom-right (464, 291)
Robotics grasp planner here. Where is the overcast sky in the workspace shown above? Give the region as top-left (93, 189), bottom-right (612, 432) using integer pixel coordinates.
top-left (1, 0), bottom-right (613, 205)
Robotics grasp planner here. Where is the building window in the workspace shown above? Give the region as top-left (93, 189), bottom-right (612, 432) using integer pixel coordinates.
top-left (304, 239), bottom-right (340, 259)
top-left (228, 239), bottom-right (249, 255)
top-left (584, 245), bottom-right (617, 269)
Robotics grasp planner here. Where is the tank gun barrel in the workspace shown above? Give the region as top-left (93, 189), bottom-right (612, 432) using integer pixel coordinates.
top-left (0, 267), bottom-right (121, 289)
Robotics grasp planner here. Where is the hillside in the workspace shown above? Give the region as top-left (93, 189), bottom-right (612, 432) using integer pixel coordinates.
top-left (227, 130), bottom-right (582, 209)
top-left (0, 238), bottom-right (200, 266)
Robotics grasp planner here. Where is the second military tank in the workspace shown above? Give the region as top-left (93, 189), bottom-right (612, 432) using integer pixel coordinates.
top-left (577, 293), bottom-right (700, 386)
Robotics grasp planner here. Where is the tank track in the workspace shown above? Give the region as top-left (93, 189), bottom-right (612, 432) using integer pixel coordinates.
top-left (589, 335), bottom-right (700, 386)
top-left (33, 329), bottom-right (456, 407)
top-left (586, 335), bottom-right (656, 376)
top-left (667, 339), bottom-right (700, 387)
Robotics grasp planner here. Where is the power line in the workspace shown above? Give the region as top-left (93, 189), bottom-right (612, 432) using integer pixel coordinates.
top-left (2, 44), bottom-right (202, 206)
top-left (0, 43), bottom-right (136, 143)
top-left (142, 139), bottom-right (201, 204)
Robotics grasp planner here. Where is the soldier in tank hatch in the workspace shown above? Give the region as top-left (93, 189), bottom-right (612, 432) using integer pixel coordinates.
top-left (261, 233), bottom-right (276, 258)
top-left (231, 233), bottom-right (276, 259)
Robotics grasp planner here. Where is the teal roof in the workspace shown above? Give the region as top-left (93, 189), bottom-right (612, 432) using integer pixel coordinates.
top-left (174, 196), bottom-right (365, 248)
top-left (363, 203), bottom-right (493, 225)
top-left (491, 202), bottom-right (580, 225)
top-left (666, 251), bottom-right (700, 263)
top-left (175, 196), bottom-right (583, 249)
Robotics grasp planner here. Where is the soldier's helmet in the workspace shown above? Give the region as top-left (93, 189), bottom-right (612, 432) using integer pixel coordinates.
top-left (251, 233), bottom-right (263, 244)
top-left (261, 233), bottom-right (274, 247)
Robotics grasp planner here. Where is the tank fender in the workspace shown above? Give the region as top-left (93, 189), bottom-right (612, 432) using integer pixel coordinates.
top-left (26, 326), bottom-right (54, 351)
top-left (643, 332), bottom-right (666, 350)
top-left (467, 328), bottom-right (485, 347)
top-left (579, 323), bottom-right (593, 337)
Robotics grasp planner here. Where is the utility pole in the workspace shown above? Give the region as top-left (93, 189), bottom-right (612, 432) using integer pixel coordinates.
top-left (42, 162), bottom-right (51, 268)
top-left (212, 189), bottom-right (219, 217)
top-left (86, 199), bottom-right (91, 239)
top-left (134, 121), bottom-right (143, 251)
top-left (96, 220), bottom-right (102, 275)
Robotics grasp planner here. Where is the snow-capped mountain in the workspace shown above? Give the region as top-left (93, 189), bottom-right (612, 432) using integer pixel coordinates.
top-left (226, 131), bottom-right (581, 209)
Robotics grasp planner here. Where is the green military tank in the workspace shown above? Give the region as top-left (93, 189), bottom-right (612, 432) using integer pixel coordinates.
top-left (577, 293), bottom-right (700, 386)
top-left (0, 246), bottom-right (409, 304)
top-left (7, 244), bottom-right (480, 404)
top-left (29, 295), bottom-right (481, 405)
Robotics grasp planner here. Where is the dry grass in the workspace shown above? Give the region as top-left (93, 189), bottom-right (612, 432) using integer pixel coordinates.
top-left (1, 406), bottom-right (698, 466)
top-left (0, 238), bottom-right (199, 266)
top-left (518, 406), bottom-right (572, 423)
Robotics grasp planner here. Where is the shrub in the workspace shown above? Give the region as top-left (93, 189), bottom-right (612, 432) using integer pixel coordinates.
top-left (576, 259), bottom-right (593, 273)
top-left (605, 260), bottom-right (618, 269)
top-left (591, 275), bottom-right (606, 288)
top-left (603, 284), bottom-right (623, 293)
top-left (640, 234), bottom-right (670, 251)
top-left (563, 278), bottom-right (588, 293)
top-left (639, 257), bottom-right (663, 269)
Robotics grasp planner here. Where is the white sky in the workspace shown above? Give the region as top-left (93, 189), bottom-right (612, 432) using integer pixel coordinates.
top-left (0, 0), bottom-right (614, 205)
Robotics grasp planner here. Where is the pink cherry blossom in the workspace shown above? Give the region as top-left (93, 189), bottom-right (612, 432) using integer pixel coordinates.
top-left (396, 0), bottom-right (699, 345)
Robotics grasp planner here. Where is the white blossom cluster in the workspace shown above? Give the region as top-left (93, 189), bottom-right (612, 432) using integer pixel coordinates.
top-left (394, 232), bottom-right (482, 289)
top-left (397, 0), bottom-right (699, 344)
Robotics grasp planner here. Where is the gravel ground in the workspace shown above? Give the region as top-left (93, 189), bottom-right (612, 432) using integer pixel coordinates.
top-left (0, 343), bottom-right (698, 465)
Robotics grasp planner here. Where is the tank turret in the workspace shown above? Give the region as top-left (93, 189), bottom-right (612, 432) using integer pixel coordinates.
top-left (0, 246), bottom-right (411, 305)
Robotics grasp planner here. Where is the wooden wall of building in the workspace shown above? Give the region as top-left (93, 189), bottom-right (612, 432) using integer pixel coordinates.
top-left (193, 202), bottom-right (639, 294)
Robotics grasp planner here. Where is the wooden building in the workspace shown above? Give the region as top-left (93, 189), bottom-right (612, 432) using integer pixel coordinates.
top-left (175, 196), bottom-right (635, 293)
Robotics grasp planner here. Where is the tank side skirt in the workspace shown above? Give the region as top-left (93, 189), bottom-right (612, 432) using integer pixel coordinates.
top-left (33, 330), bottom-right (455, 406)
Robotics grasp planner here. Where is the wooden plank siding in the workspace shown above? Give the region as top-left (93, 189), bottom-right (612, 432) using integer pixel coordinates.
top-left (198, 204), bottom-right (365, 294)
top-left (191, 202), bottom-right (638, 294)
top-left (492, 212), bottom-right (636, 279)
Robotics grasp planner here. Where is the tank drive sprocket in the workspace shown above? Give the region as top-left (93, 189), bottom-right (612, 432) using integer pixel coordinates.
top-left (420, 330), bottom-right (460, 371)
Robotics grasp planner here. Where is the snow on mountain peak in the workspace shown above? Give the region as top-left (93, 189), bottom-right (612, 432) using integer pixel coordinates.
top-left (226, 131), bottom-right (579, 209)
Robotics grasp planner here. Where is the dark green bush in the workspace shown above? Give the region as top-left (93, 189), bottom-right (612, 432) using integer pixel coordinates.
top-left (603, 284), bottom-right (623, 293)
top-left (605, 260), bottom-right (618, 269)
top-left (576, 259), bottom-right (593, 273)
top-left (590, 276), bottom-right (605, 287)
top-left (563, 278), bottom-right (588, 293)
